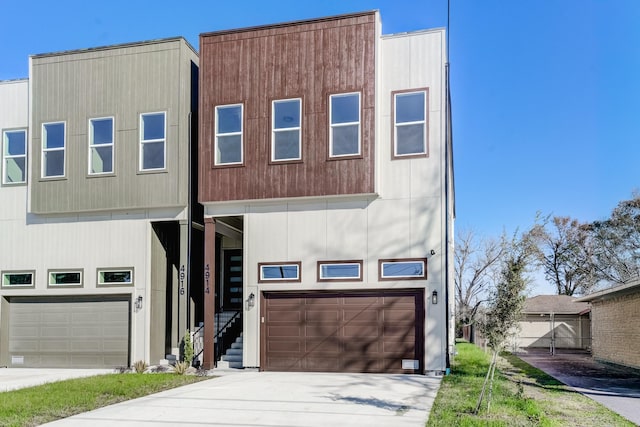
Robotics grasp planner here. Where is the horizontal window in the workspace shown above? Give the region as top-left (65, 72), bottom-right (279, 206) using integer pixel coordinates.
top-left (215, 104), bottom-right (243, 165)
top-left (259, 262), bottom-right (301, 283)
top-left (379, 258), bottom-right (427, 280)
top-left (1, 271), bottom-right (35, 288)
top-left (393, 89), bottom-right (428, 158)
top-left (272, 98), bottom-right (302, 162)
top-left (97, 268), bottom-right (133, 286)
top-left (329, 92), bottom-right (361, 158)
top-left (318, 260), bottom-right (363, 282)
top-left (2, 129), bottom-right (27, 184)
top-left (48, 269), bottom-right (83, 287)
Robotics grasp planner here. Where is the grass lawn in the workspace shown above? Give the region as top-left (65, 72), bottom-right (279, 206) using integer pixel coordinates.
top-left (0, 373), bottom-right (207, 427)
top-left (427, 341), bottom-right (635, 426)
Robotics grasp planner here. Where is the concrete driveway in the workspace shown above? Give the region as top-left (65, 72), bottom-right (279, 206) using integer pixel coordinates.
top-left (40, 371), bottom-right (441, 427)
top-left (517, 349), bottom-right (640, 426)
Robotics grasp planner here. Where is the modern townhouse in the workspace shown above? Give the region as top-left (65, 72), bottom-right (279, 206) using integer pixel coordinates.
top-left (0, 38), bottom-right (202, 368)
top-left (198, 11), bottom-right (454, 373)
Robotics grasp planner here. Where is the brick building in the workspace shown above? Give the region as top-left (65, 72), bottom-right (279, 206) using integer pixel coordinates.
top-left (578, 278), bottom-right (640, 369)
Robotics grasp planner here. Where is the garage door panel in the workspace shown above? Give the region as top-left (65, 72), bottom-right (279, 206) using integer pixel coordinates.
top-left (306, 310), bottom-right (340, 321)
top-left (343, 295), bottom-right (380, 305)
top-left (7, 297), bottom-right (130, 368)
top-left (305, 297), bottom-right (340, 306)
top-left (305, 338), bottom-right (341, 352)
top-left (343, 309), bottom-right (379, 322)
top-left (305, 323), bottom-right (339, 337)
top-left (268, 325), bottom-right (301, 337)
top-left (344, 324), bottom-right (379, 337)
top-left (343, 339), bottom-right (380, 353)
top-left (268, 340), bottom-right (301, 352)
top-left (269, 310), bottom-right (302, 322)
top-left (262, 290), bottom-right (424, 373)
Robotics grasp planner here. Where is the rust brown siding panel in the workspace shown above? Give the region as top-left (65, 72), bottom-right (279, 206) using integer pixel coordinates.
top-left (199, 13), bottom-right (376, 202)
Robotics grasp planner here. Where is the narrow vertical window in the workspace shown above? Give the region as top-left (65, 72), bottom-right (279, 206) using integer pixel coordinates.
top-left (42, 122), bottom-right (65, 178)
top-left (140, 112), bottom-right (166, 171)
top-left (393, 89), bottom-right (428, 158)
top-left (215, 104), bottom-right (243, 165)
top-left (272, 98), bottom-right (301, 162)
top-left (2, 129), bottom-right (27, 184)
top-left (329, 93), bottom-right (360, 157)
top-left (89, 117), bottom-right (114, 175)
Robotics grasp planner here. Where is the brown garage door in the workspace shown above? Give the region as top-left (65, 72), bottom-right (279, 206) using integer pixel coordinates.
top-left (261, 290), bottom-right (424, 373)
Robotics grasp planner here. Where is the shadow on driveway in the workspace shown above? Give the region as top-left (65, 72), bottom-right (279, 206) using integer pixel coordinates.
top-left (517, 348), bottom-right (640, 425)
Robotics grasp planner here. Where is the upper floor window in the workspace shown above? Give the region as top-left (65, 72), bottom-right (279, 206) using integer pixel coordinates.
top-left (393, 89), bottom-right (428, 158)
top-left (139, 112), bottom-right (166, 171)
top-left (329, 93), bottom-right (361, 158)
top-left (2, 129), bottom-right (27, 184)
top-left (89, 117), bottom-right (114, 175)
top-left (42, 122), bottom-right (65, 178)
top-left (272, 98), bottom-right (301, 162)
top-left (215, 104), bottom-right (243, 165)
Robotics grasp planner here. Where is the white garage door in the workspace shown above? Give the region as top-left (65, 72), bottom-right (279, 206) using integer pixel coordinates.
top-left (8, 296), bottom-right (130, 368)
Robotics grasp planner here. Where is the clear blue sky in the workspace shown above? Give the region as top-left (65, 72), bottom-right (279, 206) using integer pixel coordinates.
top-left (2, 1), bottom-right (639, 292)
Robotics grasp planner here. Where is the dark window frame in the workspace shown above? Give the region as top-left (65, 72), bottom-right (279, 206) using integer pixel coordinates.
top-left (317, 260), bottom-right (363, 282)
top-left (378, 258), bottom-right (427, 281)
top-left (258, 261), bottom-right (302, 283)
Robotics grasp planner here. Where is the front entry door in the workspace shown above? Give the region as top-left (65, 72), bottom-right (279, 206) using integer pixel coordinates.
top-left (222, 249), bottom-right (243, 310)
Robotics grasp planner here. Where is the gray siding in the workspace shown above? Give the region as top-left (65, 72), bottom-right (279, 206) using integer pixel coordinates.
top-left (30, 39), bottom-right (198, 213)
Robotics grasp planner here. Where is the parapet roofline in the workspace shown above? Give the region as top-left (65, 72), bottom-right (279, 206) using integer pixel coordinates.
top-left (30, 36), bottom-right (197, 59)
top-left (382, 27), bottom-right (446, 39)
top-left (200, 10), bottom-right (378, 38)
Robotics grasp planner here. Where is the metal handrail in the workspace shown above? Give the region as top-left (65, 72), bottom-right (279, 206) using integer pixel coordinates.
top-left (214, 311), bottom-right (242, 364)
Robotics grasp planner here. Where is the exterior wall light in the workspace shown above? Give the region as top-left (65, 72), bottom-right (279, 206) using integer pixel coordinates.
top-left (135, 295), bottom-right (143, 310)
top-left (247, 292), bottom-right (256, 308)
top-left (432, 290), bottom-right (438, 305)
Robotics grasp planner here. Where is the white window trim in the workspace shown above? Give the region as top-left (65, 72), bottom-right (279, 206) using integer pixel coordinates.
top-left (88, 117), bottom-right (115, 175)
top-left (258, 262), bottom-right (301, 283)
top-left (41, 121), bottom-right (66, 178)
top-left (271, 98), bottom-right (302, 162)
top-left (97, 268), bottom-right (134, 286)
top-left (329, 92), bottom-right (361, 158)
top-left (214, 104), bottom-right (243, 166)
top-left (139, 111), bottom-right (166, 172)
top-left (48, 269), bottom-right (83, 287)
top-left (379, 258), bottom-right (427, 280)
top-left (1, 271), bottom-right (35, 288)
top-left (2, 128), bottom-right (27, 185)
top-left (393, 90), bottom-right (427, 157)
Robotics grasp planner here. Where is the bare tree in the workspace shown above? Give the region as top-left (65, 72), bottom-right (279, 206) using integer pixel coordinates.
top-left (589, 193), bottom-right (640, 284)
top-left (454, 230), bottom-right (504, 332)
top-left (535, 216), bottom-right (597, 296)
